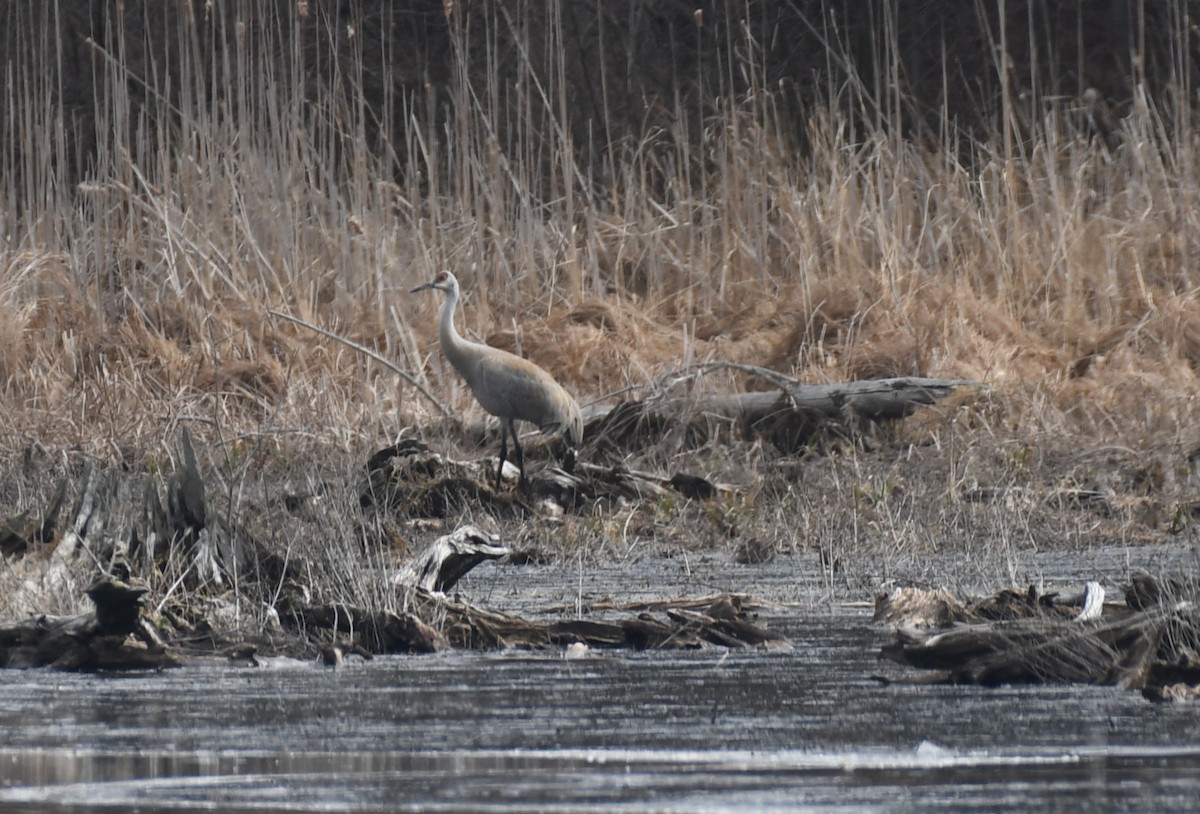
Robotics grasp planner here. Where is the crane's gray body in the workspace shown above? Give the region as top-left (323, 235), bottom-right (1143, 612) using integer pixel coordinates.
top-left (411, 271), bottom-right (583, 489)
top-left (460, 346), bottom-right (583, 442)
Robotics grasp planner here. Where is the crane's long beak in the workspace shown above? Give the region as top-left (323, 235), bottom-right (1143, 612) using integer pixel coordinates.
top-left (409, 280), bottom-right (435, 294)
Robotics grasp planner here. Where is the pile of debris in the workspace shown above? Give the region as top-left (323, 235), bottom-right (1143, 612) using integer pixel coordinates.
top-left (876, 573), bottom-right (1200, 702)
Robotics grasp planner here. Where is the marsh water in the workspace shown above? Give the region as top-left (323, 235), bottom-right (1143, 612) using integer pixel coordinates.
top-left (2, 545), bottom-right (1199, 813)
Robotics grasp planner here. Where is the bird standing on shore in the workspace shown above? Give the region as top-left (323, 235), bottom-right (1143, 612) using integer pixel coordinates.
top-left (410, 270), bottom-right (583, 492)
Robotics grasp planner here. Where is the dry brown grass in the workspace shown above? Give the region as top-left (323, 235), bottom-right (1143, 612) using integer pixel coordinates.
top-left (0, 4), bottom-right (1198, 621)
top-left (1, 16), bottom-right (1195, 450)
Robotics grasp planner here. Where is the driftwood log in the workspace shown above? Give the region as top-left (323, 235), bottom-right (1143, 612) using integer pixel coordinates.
top-left (677, 376), bottom-right (977, 422)
top-left (285, 589), bottom-right (787, 655)
top-left (876, 574), bottom-right (1200, 701)
top-left (588, 376), bottom-right (982, 454)
top-left (394, 524), bottom-right (509, 593)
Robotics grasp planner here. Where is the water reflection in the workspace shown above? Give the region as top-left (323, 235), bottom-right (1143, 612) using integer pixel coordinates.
top-left (3, 744), bottom-right (1199, 812)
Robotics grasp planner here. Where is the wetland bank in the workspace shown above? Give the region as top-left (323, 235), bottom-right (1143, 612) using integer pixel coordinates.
top-left (2, 0), bottom-right (1200, 809)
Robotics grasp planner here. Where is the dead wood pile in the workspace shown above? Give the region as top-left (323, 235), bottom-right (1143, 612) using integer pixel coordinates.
top-left (0, 579), bottom-right (176, 670)
top-left (290, 524), bottom-right (788, 654)
top-left (287, 589), bottom-right (787, 655)
top-left (365, 374), bottom-right (980, 516)
top-left (876, 574), bottom-right (1200, 702)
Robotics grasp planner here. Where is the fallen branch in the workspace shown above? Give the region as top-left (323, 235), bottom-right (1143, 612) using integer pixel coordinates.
top-left (267, 308), bottom-right (452, 418)
top-left (588, 376), bottom-right (984, 453)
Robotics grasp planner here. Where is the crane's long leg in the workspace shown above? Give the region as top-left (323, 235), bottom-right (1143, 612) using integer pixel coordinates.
top-left (496, 421), bottom-right (509, 490)
top-left (509, 419), bottom-right (528, 494)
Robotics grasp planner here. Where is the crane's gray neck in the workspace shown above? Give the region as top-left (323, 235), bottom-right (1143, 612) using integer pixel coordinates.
top-left (438, 281), bottom-right (473, 376)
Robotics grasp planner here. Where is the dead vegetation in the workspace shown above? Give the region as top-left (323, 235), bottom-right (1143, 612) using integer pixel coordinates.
top-left (0, 460), bottom-right (787, 669)
top-left (876, 574), bottom-right (1200, 703)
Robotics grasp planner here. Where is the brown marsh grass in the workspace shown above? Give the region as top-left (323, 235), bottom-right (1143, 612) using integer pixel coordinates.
top-left (0, 2), bottom-right (1197, 619)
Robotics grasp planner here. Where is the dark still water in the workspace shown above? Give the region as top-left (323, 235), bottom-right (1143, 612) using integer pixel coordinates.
top-left (1, 549), bottom-right (1199, 812)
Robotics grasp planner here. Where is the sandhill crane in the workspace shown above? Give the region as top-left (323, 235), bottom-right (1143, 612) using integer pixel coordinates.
top-left (410, 270), bottom-right (584, 492)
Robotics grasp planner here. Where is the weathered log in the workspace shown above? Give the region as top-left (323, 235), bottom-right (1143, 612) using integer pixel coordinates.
top-left (686, 376), bottom-right (979, 422)
top-left (881, 611), bottom-right (1164, 687)
top-left (588, 376), bottom-right (982, 453)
